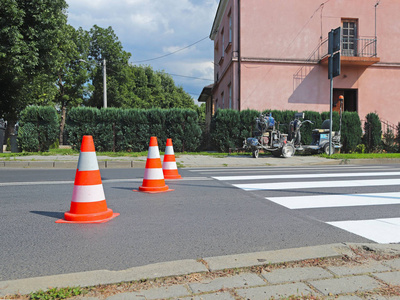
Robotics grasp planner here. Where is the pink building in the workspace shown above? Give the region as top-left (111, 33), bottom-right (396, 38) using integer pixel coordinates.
top-left (199, 0), bottom-right (400, 130)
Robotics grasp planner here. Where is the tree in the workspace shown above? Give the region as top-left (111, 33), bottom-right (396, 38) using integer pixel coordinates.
top-left (87, 25), bottom-right (131, 108)
top-left (0, 0), bottom-right (68, 131)
top-left (56, 26), bottom-right (90, 144)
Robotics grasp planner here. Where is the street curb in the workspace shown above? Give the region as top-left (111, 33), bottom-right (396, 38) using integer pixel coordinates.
top-left (3, 243), bottom-right (398, 296)
top-left (0, 157), bottom-right (399, 169)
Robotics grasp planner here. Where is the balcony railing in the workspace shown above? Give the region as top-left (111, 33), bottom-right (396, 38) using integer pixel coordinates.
top-left (320, 36), bottom-right (377, 59)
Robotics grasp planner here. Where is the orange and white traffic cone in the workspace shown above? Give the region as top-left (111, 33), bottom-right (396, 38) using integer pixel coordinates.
top-left (138, 136), bottom-right (173, 193)
top-left (56, 135), bottom-right (119, 224)
top-left (162, 138), bottom-right (182, 179)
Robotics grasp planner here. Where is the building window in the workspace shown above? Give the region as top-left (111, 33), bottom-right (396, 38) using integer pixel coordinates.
top-left (228, 84), bottom-right (232, 109)
top-left (342, 20), bottom-right (357, 56)
top-left (221, 29), bottom-right (224, 58)
top-left (221, 92), bottom-right (224, 108)
top-left (229, 12), bottom-right (232, 43)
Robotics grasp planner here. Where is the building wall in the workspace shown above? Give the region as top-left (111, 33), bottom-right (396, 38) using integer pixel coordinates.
top-left (211, 0), bottom-right (400, 126)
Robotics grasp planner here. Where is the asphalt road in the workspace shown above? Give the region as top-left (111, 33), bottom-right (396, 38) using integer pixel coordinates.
top-left (1, 164), bottom-right (399, 281)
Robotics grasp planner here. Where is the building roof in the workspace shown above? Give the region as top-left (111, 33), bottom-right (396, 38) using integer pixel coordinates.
top-left (198, 84), bottom-right (214, 102)
top-left (210, 0), bottom-right (229, 40)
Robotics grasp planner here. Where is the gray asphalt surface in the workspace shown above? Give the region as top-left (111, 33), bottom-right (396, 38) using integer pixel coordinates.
top-left (3, 162), bottom-right (399, 282)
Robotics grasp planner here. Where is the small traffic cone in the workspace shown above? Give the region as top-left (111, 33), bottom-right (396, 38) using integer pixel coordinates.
top-left (137, 136), bottom-right (173, 193)
top-left (56, 135), bottom-right (119, 224)
top-left (162, 138), bottom-right (182, 179)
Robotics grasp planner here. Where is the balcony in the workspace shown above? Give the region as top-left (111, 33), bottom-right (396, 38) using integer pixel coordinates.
top-left (320, 37), bottom-right (380, 66)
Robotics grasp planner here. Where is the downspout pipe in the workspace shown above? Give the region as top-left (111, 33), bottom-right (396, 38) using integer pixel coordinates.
top-left (238, 0), bottom-right (241, 111)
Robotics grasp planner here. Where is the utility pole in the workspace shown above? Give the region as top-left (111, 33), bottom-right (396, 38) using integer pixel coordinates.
top-left (103, 58), bottom-right (107, 108)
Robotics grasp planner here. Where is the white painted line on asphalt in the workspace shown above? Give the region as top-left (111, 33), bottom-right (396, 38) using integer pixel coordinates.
top-left (233, 179), bottom-right (400, 191)
top-left (327, 218), bottom-right (400, 244)
top-left (190, 165), bottom-right (389, 173)
top-left (0, 177), bottom-right (211, 186)
top-left (0, 180), bottom-right (74, 186)
top-left (214, 172), bottom-right (400, 181)
top-left (266, 192), bottom-right (400, 209)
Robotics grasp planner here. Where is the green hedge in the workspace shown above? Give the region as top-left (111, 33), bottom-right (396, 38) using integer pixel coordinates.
top-left (18, 106), bottom-right (59, 152)
top-left (65, 107), bottom-right (201, 152)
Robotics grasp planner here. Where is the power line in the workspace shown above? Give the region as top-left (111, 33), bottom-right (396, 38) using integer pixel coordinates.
top-left (168, 73), bottom-right (213, 81)
top-left (132, 36), bottom-right (209, 63)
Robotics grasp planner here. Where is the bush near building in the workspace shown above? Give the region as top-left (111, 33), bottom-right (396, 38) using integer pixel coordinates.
top-left (363, 112), bottom-right (382, 153)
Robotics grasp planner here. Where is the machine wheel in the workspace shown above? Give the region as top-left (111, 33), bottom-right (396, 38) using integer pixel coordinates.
top-left (323, 143), bottom-right (334, 155)
top-left (281, 143), bottom-right (295, 158)
top-left (252, 149), bottom-right (259, 158)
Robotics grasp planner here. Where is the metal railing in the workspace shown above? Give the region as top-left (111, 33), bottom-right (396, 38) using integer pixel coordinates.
top-left (320, 36), bottom-right (377, 59)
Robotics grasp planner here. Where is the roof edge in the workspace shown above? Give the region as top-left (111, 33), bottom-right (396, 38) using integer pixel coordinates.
top-left (210, 0), bottom-right (229, 40)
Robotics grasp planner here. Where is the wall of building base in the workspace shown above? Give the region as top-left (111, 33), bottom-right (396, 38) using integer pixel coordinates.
top-left (240, 62), bottom-right (400, 126)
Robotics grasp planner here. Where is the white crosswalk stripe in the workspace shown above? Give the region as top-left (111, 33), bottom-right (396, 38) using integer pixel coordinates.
top-left (214, 170), bottom-right (400, 244)
top-left (267, 192), bottom-right (400, 209)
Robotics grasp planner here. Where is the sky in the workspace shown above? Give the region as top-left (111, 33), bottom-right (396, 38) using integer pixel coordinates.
top-left (66, 0), bottom-right (219, 104)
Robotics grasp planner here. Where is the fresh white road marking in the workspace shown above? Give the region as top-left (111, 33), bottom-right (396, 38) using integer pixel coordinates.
top-left (266, 192), bottom-right (400, 209)
top-left (213, 172), bottom-right (400, 181)
top-left (233, 179), bottom-right (400, 191)
top-left (327, 218), bottom-right (400, 244)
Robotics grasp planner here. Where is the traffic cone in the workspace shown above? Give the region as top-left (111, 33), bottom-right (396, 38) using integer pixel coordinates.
top-left (56, 135), bottom-right (119, 224)
top-left (162, 138), bottom-right (182, 179)
top-left (138, 136), bottom-right (173, 193)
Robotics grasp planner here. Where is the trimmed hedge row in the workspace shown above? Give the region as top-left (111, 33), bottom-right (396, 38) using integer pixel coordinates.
top-left (209, 109), bottom-right (363, 153)
top-left (65, 107), bottom-right (201, 152)
top-left (15, 106), bottom-right (375, 154)
top-left (18, 106), bottom-right (59, 152)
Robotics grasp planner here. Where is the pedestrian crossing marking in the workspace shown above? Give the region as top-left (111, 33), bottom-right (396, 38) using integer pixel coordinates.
top-left (327, 218), bottom-right (400, 244)
top-left (233, 179), bottom-right (400, 191)
top-left (266, 192), bottom-right (400, 209)
top-left (214, 169), bottom-right (400, 244)
top-left (213, 172), bottom-right (400, 181)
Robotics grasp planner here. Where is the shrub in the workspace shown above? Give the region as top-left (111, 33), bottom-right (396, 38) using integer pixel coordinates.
top-left (341, 111), bottom-right (362, 153)
top-left (363, 112), bottom-right (382, 152)
top-left (18, 106), bottom-right (59, 152)
top-left (66, 107), bottom-right (201, 152)
top-left (210, 109), bottom-right (240, 152)
top-left (382, 128), bottom-right (398, 153)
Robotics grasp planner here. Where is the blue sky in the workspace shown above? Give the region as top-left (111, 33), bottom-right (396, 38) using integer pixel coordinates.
top-left (66, 0), bottom-right (219, 103)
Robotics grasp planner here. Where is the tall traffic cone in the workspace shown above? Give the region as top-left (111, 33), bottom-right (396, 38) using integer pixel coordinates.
top-left (56, 135), bottom-right (119, 224)
top-left (138, 136), bottom-right (173, 193)
top-left (162, 138), bottom-right (182, 179)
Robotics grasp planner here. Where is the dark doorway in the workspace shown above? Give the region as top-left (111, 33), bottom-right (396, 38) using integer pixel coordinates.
top-left (333, 89), bottom-right (358, 113)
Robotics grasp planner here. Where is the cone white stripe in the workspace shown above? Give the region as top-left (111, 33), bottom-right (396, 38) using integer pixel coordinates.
top-left (71, 184), bottom-right (105, 203)
top-left (144, 168), bottom-right (164, 180)
top-left (163, 161), bottom-right (177, 170)
top-left (165, 146), bottom-right (174, 155)
top-left (77, 152), bottom-right (99, 171)
top-left (148, 146), bottom-right (160, 158)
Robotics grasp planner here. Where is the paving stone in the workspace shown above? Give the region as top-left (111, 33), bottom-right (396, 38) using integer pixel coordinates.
top-left (189, 273), bottom-right (265, 294)
top-left (236, 282), bottom-right (315, 300)
top-left (261, 266), bottom-right (333, 284)
top-left (374, 271), bottom-right (400, 286)
top-left (141, 284), bottom-right (190, 299)
top-left (383, 258), bottom-right (400, 270)
top-left (309, 275), bottom-right (381, 296)
top-left (332, 296), bottom-right (363, 300)
top-left (190, 292), bottom-right (236, 300)
top-left (327, 261), bottom-right (391, 276)
top-left (106, 292), bottom-right (145, 300)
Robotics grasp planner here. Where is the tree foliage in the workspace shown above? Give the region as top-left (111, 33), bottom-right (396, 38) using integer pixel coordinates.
top-left (0, 0), bottom-right (68, 123)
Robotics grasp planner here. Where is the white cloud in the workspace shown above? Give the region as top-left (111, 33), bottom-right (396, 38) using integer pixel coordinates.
top-left (66, 0), bottom-right (219, 100)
